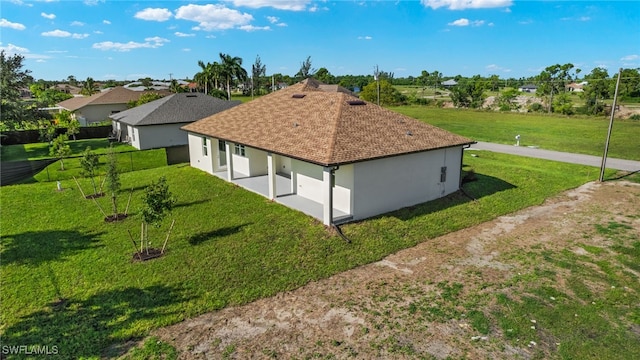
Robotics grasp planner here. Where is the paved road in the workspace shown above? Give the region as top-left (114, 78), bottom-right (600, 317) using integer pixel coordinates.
top-left (467, 141), bottom-right (640, 172)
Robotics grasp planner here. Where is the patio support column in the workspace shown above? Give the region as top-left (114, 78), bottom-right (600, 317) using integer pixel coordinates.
top-left (267, 152), bottom-right (276, 200)
top-left (225, 142), bottom-right (234, 180)
top-left (322, 166), bottom-right (333, 226)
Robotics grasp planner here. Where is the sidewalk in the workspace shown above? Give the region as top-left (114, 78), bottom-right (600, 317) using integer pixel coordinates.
top-left (468, 141), bottom-right (640, 172)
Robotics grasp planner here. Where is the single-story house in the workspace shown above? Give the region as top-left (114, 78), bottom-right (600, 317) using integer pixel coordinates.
top-left (109, 93), bottom-right (241, 150)
top-left (566, 81), bottom-right (587, 92)
top-left (442, 79), bottom-right (458, 87)
top-left (57, 86), bottom-right (170, 125)
top-left (519, 84), bottom-right (537, 93)
top-left (182, 79), bottom-right (474, 225)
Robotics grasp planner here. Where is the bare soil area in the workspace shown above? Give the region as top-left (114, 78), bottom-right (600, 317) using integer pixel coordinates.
top-left (153, 181), bottom-right (640, 359)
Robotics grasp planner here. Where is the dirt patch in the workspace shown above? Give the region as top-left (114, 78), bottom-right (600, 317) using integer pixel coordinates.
top-left (151, 181), bottom-right (640, 359)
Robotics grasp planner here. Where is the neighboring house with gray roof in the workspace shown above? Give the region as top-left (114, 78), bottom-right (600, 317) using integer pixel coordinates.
top-left (109, 92), bottom-right (241, 150)
top-left (57, 86), bottom-right (170, 125)
top-left (182, 79), bottom-right (475, 225)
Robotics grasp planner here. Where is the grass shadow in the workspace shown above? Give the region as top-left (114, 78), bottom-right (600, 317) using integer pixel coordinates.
top-left (1, 284), bottom-right (192, 359)
top-left (173, 198), bottom-right (210, 209)
top-left (387, 172), bottom-right (516, 222)
top-left (0, 229), bottom-right (105, 266)
top-left (605, 169), bottom-right (640, 182)
top-left (188, 223), bottom-right (250, 245)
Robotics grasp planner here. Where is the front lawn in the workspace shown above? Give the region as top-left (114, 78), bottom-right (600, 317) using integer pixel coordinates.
top-left (0, 153), bottom-right (614, 358)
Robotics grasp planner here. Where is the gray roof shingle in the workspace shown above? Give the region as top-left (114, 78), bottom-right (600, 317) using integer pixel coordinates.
top-left (110, 93), bottom-right (241, 126)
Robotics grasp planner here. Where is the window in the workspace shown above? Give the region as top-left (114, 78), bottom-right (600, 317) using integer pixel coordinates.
top-left (218, 140), bottom-right (226, 152)
top-left (234, 144), bottom-right (246, 157)
top-left (440, 166), bottom-right (447, 182)
top-left (202, 137), bottom-right (208, 156)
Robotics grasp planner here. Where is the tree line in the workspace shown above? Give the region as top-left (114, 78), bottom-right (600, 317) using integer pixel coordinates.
top-left (3, 48), bottom-right (640, 132)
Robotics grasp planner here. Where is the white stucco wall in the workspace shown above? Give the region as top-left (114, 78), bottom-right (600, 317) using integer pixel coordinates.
top-left (187, 133), bottom-right (213, 174)
top-left (291, 159), bottom-right (352, 214)
top-left (351, 147), bottom-right (463, 221)
top-left (77, 104), bottom-right (129, 124)
top-left (134, 124), bottom-right (189, 150)
top-left (232, 146), bottom-right (268, 177)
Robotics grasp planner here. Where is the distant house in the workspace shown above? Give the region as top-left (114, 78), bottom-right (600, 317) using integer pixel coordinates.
top-left (566, 82), bottom-right (587, 92)
top-left (519, 84), bottom-right (537, 93)
top-left (442, 79), bottom-right (458, 87)
top-left (182, 79), bottom-right (475, 225)
top-left (109, 92), bottom-right (241, 150)
top-left (57, 87), bottom-right (170, 125)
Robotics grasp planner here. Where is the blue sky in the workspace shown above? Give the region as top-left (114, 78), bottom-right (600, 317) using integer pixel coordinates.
top-left (1, 0), bottom-right (639, 81)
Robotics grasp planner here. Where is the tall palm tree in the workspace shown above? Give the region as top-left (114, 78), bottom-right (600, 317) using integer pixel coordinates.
top-left (219, 53), bottom-right (248, 100)
top-left (196, 60), bottom-right (213, 94)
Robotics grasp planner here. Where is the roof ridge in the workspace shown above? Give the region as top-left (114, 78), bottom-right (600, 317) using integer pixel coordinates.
top-left (325, 92), bottom-right (346, 165)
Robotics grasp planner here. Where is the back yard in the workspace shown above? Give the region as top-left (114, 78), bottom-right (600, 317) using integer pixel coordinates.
top-left (2, 146), bottom-right (637, 359)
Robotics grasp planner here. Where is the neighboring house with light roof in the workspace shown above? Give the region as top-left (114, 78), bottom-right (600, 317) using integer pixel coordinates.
top-left (182, 79), bottom-right (475, 225)
top-left (109, 92), bottom-right (240, 150)
top-left (56, 86), bottom-right (170, 125)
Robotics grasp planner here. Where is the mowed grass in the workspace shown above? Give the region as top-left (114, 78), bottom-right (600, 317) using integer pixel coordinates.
top-left (0, 152), bottom-right (620, 358)
top-left (390, 106), bottom-right (640, 161)
top-left (0, 139), bottom-right (137, 162)
top-left (0, 139), bottom-right (168, 184)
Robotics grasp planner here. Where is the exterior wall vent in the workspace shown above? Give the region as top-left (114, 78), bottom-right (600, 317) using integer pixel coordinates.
top-left (347, 100), bottom-right (366, 105)
top-left (292, 94), bottom-right (306, 99)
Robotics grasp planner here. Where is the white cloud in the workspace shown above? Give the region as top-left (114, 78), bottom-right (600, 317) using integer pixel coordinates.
top-left (621, 54), bottom-right (639, 61)
top-left (84, 0), bottom-right (105, 5)
top-left (94, 30), bottom-right (103, 34)
top-left (93, 37), bottom-right (169, 52)
top-left (239, 25), bottom-right (270, 31)
top-left (357, 36), bottom-right (372, 40)
top-left (103, 20), bottom-right (111, 25)
top-left (486, 64), bottom-right (511, 73)
top-left (206, 35), bottom-right (217, 39)
top-left (448, 18), bottom-right (469, 26)
top-left (134, 8), bottom-right (173, 22)
top-left (182, 48), bottom-right (191, 52)
top-left (422, 0), bottom-right (512, 10)
top-left (71, 21), bottom-right (85, 26)
top-left (175, 4), bottom-right (253, 31)
top-left (266, 16), bottom-right (286, 27)
top-left (448, 18), bottom-right (485, 26)
top-left (578, 16), bottom-right (591, 21)
top-left (228, 0), bottom-right (310, 11)
top-left (175, 32), bottom-right (195, 37)
top-left (0, 19), bottom-right (26, 30)
top-left (41, 29), bottom-right (89, 39)
top-left (0, 43), bottom-right (29, 56)
top-left (41, 12), bottom-right (56, 20)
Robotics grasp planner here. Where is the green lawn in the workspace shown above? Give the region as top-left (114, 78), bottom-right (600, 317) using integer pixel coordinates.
top-left (0, 139), bottom-right (137, 162)
top-left (390, 106), bottom-right (640, 161)
top-left (1, 139), bottom-right (168, 184)
top-left (1, 151), bottom-right (621, 359)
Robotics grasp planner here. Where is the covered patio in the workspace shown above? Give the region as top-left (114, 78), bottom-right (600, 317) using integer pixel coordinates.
top-left (213, 171), bottom-right (352, 224)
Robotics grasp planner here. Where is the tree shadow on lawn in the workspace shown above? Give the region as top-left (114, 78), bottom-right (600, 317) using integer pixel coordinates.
top-left (0, 229), bottom-right (105, 266)
top-left (389, 172), bottom-right (516, 222)
top-left (2, 284), bottom-right (192, 359)
top-left (188, 223), bottom-right (251, 245)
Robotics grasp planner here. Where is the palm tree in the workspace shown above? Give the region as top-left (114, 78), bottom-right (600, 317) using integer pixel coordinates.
top-left (219, 53), bottom-right (248, 100)
top-left (196, 60), bottom-right (213, 94)
top-left (81, 77), bottom-right (98, 96)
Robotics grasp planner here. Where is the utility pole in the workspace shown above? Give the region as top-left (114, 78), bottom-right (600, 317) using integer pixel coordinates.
top-left (374, 65), bottom-right (380, 106)
top-left (599, 68), bottom-right (622, 182)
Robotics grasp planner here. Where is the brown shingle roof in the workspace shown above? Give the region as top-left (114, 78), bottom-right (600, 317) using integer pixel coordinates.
top-left (57, 87), bottom-right (170, 111)
top-left (182, 79), bottom-right (474, 166)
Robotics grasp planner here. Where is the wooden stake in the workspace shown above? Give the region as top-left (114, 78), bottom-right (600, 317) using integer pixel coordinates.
top-left (100, 175), bottom-right (107, 193)
top-left (127, 230), bottom-right (141, 260)
top-left (124, 188), bottom-right (133, 215)
top-left (72, 176), bottom-right (87, 199)
top-left (92, 197), bottom-right (108, 218)
top-left (140, 222), bottom-right (144, 254)
top-left (161, 219), bottom-right (176, 254)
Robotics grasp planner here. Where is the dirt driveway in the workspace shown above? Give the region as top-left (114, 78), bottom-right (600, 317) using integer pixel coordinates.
top-left (153, 180), bottom-right (640, 359)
